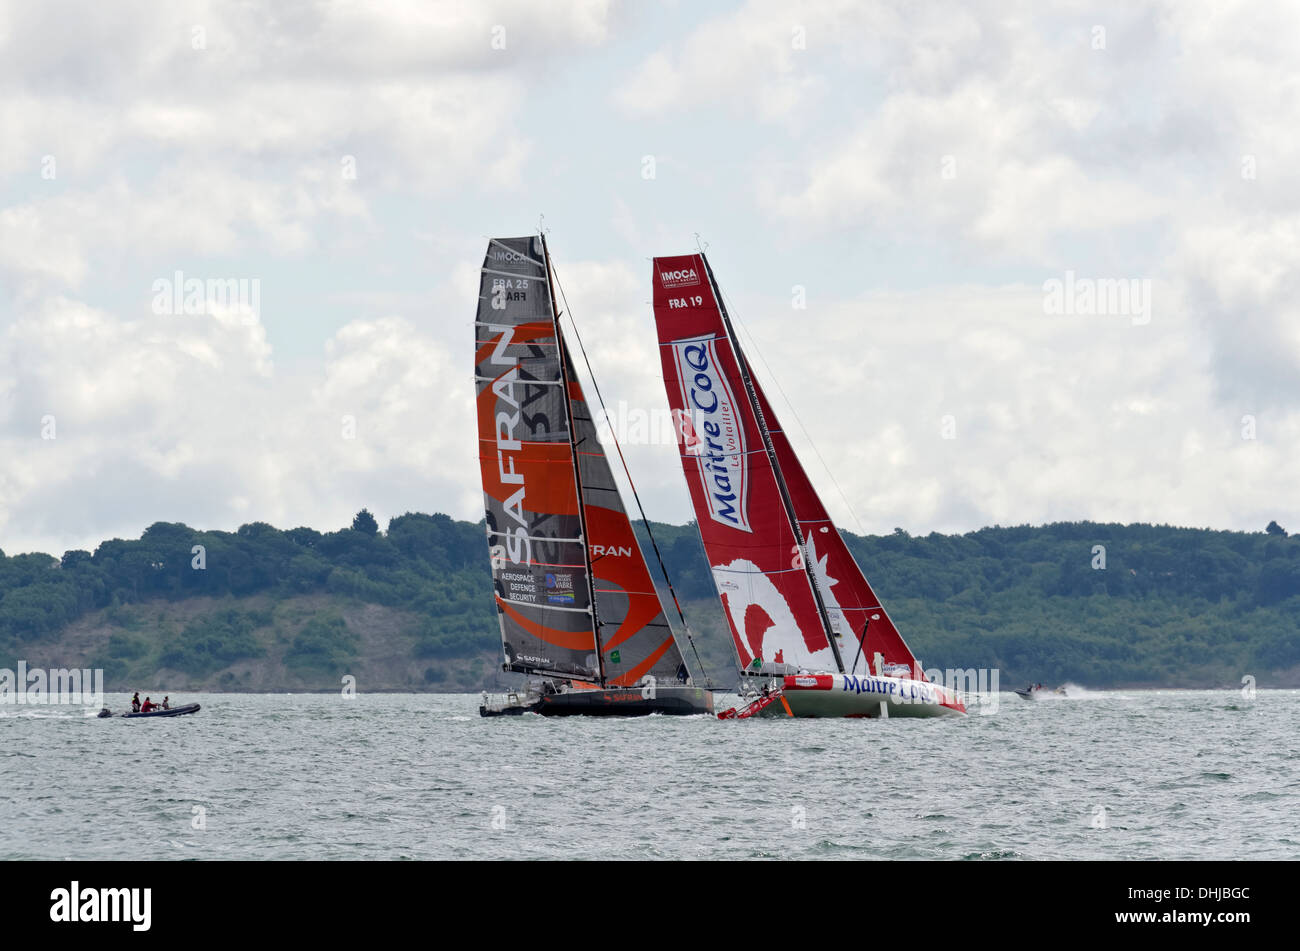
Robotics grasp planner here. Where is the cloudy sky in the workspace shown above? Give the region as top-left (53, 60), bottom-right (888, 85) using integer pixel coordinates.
top-left (2, 0), bottom-right (1297, 557)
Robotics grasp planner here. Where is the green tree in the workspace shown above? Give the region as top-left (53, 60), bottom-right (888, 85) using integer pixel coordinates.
top-left (352, 509), bottom-right (379, 535)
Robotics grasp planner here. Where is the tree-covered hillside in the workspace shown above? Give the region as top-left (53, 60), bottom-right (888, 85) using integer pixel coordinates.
top-left (2, 512), bottom-right (1297, 690)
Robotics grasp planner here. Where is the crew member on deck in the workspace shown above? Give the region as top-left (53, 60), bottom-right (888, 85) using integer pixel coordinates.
top-left (161, 696), bottom-right (171, 710)
top-left (131, 692), bottom-right (141, 712)
top-left (141, 696), bottom-right (156, 713)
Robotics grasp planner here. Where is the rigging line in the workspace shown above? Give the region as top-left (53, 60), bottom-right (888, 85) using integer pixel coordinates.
top-left (548, 253), bottom-right (716, 691)
top-left (712, 275), bottom-right (868, 537)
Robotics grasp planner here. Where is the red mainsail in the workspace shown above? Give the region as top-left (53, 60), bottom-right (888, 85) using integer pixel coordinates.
top-left (653, 252), bottom-right (926, 681)
top-left (652, 254), bottom-right (836, 673)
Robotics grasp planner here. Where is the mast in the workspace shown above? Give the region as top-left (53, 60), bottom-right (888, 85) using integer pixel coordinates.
top-left (699, 253), bottom-right (846, 674)
top-left (542, 233), bottom-right (607, 685)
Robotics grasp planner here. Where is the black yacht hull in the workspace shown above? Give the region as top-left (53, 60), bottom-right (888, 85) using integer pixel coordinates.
top-left (480, 686), bottom-right (712, 717)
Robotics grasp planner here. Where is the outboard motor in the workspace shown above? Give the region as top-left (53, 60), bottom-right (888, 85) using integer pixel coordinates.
top-left (97, 707), bottom-right (112, 718)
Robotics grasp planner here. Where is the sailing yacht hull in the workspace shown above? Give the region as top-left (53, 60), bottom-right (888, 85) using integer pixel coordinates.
top-left (480, 685), bottom-right (714, 717)
top-left (727, 674), bottom-right (965, 719)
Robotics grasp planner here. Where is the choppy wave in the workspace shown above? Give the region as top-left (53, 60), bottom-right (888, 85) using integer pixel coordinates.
top-left (0, 689), bottom-right (1295, 859)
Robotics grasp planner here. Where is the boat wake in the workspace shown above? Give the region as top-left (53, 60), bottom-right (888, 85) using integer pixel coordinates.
top-left (1037, 683), bottom-right (1105, 700)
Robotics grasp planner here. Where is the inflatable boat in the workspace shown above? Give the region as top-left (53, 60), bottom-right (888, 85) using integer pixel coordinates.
top-left (98, 703), bottom-right (201, 719)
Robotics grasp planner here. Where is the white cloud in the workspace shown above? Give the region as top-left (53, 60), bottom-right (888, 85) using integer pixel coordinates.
top-left (0, 0), bottom-right (616, 188)
top-left (720, 279), bottom-right (1300, 536)
top-left (613, 4), bottom-right (821, 122)
top-left (613, 0), bottom-right (1300, 533)
top-left (1175, 214), bottom-right (1300, 409)
top-left (0, 294), bottom-right (478, 554)
top-left (0, 167), bottom-right (370, 296)
top-left (3, 0), bottom-right (1299, 556)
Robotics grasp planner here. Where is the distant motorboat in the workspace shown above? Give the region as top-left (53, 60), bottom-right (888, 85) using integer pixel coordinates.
top-left (98, 703), bottom-right (201, 719)
top-left (1014, 684), bottom-right (1066, 700)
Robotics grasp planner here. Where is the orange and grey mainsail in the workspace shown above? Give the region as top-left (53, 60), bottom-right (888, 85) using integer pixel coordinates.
top-left (475, 236), bottom-right (690, 686)
top-left (652, 252), bottom-right (926, 682)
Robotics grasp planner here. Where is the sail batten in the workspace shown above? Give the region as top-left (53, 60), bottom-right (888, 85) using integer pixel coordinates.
top-left (481, 266), bottom-right (545, 280)
top-left (496, 597), bottom-right (592, 615)
top-left (473, 375), bottom-right (565, 385)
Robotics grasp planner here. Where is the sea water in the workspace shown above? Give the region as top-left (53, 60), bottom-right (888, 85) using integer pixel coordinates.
top-left (1, 689), bottom-right (1295, 860)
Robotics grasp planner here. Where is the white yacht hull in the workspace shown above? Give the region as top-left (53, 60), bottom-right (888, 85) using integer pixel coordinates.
top-left (722, 673), bottom-right (966, 719)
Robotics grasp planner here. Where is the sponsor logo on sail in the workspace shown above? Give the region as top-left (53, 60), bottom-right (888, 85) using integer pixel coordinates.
top-left (490, 247), bottom-right (535, 265)
top-left (670, 336), bottom-right (751, 532)
top-left (660, 267), bottom-right (701, 288)
top-left (487, 323), bottom-right (531, 566)
top-left (545, 572), bottom-right (575, 605)
top-left (882, 661), bottom-right (912, 678)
